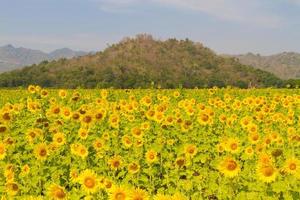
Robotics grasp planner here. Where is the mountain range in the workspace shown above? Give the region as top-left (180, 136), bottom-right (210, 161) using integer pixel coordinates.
top-left (0, 34), bottom-right (282, 88)
top-left (0, 44), bottom-right (89, 72)
top-left (229, 52), bottom-right (300, 80)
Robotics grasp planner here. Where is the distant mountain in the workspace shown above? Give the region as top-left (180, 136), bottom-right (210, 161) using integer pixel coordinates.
top-left (0, 34), bottom-right (283, 88)
top-left (0, 45), bottom-right (89, 72)
top-left (229, 52), bottom-right (300, 79)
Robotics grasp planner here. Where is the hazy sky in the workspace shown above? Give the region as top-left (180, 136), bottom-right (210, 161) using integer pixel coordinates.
top-left (1, 0), bottom-right (300, 55)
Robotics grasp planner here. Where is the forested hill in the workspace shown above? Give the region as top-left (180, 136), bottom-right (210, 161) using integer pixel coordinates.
top-left (0, 34), bottom-right (283, 88)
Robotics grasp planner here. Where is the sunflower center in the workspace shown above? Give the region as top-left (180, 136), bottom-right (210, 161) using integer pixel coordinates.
top-left (3, 113), bottom-right (11, 120)
top-left (115, 192), bottom-right (126, 200)
top-left (149, 154), bottom-right (155, 159)
top-left (96, 113), bottom-right (103, 119)
top-left (176, 159), bottom-right (185, 167)
top-left (289, 163), bottom-right (297, 170)
top-left (227, 161), bottom-right (237, 171)
top-left (84, 177), bottom-right (95, 188)
top-left (201, 114), bottom-right (209, 122)
top-left (57, 138), bottom-right (63, 143)
top-left (55, 188), bottom-right (66, 199)
top-left (39, 149), bottom-right (47, 156)
top-left (53, 108), bottom-right (60, 114)
top-left (113, 161), bottom-right (120, 168)
top-left (263, 166), bottom-right (274, 177)
top-left (83, 116), bottom-right (92, 123)
top-left (230, 143), bottom-right (238, 150)
top-left (11, 183), bottom-right (19, 191)
top-left (0, 126), bottom-right (6, 133)
top-left (188, 148), bottom-right (195, 154)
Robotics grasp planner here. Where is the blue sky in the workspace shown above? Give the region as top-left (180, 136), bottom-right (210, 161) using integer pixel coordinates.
top-left (1, 0), bottom-right (300, 55)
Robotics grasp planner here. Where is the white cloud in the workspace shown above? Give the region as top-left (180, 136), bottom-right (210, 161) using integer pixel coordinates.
top-left (91, 0), bottom-right (282, 27)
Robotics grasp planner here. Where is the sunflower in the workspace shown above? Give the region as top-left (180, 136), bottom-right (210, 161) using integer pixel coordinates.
top-left (258, 153), bottom-right (273, 165)
top-left (0, 111), bottom-right (12, 123)
top-left (197, 112), bottom-right (211, 125)
top-left (122, 135), bottom-right (132, 148)
top-left (28, 85), bottom-right (36, 93)
top-left (40, 89), bottom-right (49, 98)
top-left (244, 146), bottom-right (254, 158)
top-left (129, 188), bottom-right (149, 200)
top-left (172, 193), bottom-right (188, 200)
top-left (185, 144), bottom-right (197, 158)
top-left (71, 111), bottom-right (81, 121)
top-left (20, 164), bottom-right (30, 176)
top-left (109, 186), bottom-right (128, 200)
top-left (34, 143), bottom-right (48, 161)
top-left (53, 132), bottom-right (66, 146)
top-left (257, 164), bottom-right (277, 183)
top-left (284, 158), bottom-right (300, 175)
top-left (109, 155), bottom-right (123, 170)
top-left (0, 124), bottom-right (8, 134)
top-left (247, 123), bottom-right (258, 133)
top-left (78, 128), bottom-right (89, 140)
top-left (81, 113), bottom-right (94, 127)
top-left (131, 127), bottom-right (143, 138)
top-left (61, 107), bottom-right (72, 120)
top-left (93, 138), bottom-right (105, 151)
top-left (5, 182), bottom-right (19, 196)
top-left (173, 91), bottom-right (180, 98)
top-left (248, 132), bottom-right (260, 144)
top-left (153, 194), bottom-right (172, 200)
top-left (226, 138), bottom-right (240, 153)
top-left (0, 142), bottom-right (6, 160)
top-left (78, 145), bottom-right (89, 159)
top-left (145, 149), bottom-right (158, 164)
top-left (175, 157), bottom-right (186, 168)
top-left (58, 90), bottom-right (67, 99)
top-left (79, 169), bottom-right (99, 194)
top-left (47, 183), bottom-right (67, 199)
top-left (218, 157), bottom-right (240, 178)
top-left (128, 162), bottom-right (140, 174)
top-left (94, 109), bottom-right (106, 121)
top-left (70, 169), bottom-right (79, 183)
top-left (109, 114), bottom-right (120, 129)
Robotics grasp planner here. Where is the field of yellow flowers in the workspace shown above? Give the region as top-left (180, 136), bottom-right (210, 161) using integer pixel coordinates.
top-left (0, 85), bottom-right (299, 200)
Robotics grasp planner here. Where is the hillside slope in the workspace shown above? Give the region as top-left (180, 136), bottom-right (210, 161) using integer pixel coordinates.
top-left (0, 45), bottom-right (88, 72)
top-left (0, 34), bottom-right (283, 88)
top-left (231, 52), bottom-right (300, 79)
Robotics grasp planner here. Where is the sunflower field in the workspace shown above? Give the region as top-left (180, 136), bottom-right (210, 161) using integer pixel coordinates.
top-left (0, 85), bottom-right (299, 200)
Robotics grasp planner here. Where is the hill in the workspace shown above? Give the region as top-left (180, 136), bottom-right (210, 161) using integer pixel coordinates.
top-left (0, 34), bottom-right (283, 88)
top-left (0, 45), bottom-right (89, 72)
top-left (230, 52), bottom-right (300, 79)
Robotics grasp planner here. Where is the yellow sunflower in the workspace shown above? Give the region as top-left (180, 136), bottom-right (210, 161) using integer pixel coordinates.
top-left (185, 144), bottom-right (197, 158)
top-left (226, 138), bottom-right (240, 153)
top-left (127, 162), bottom-right (140, 174)
top-left (109, 186), bottom-right (128, 200)
top-left (257, 164), bottom-right (277, 183)
top-left (109, 155), bottom-right (123, 170)
top-left (47, 183), bottom-right (67, 199)
top-left (284, 158), bottom-right (300, 175)
top-left (5, 182), bottom-right (19, 196)
top-left (78, 128), bottom-right (89, 140)
top-left (79, 169), bottom-right (99, 194)
top-left (34, 143), bottom-right (48, 161)
top-left (53, 132), bottom-right (66, 146)
top-left (218, 157), bottom-right (240, 178)
top-left (129, 188), bottom-right (149, 200)
top-left (145, 149), bottom-right (158, 164)
top-left (0, 142), bottom-right (7, 160)
top-left (0, 124), bottom-right (8, 134)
